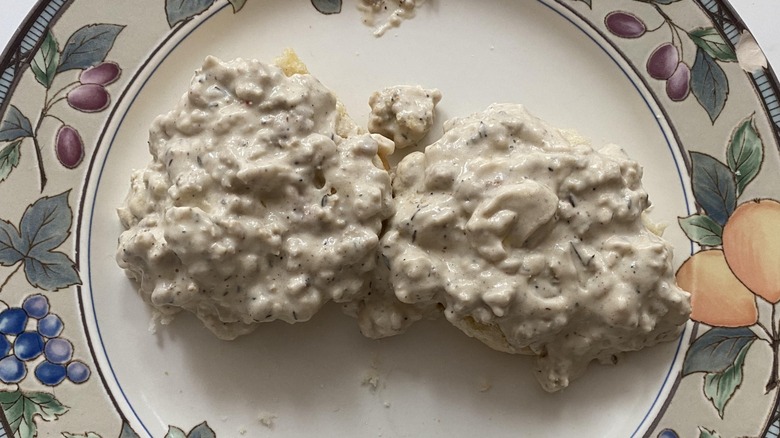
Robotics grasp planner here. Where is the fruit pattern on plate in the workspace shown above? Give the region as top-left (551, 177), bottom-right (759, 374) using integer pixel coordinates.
top-left (0, 294), bottom-right (89, 386)
top-left (0, 0), bottom-right (778, 437)
top-left (0, 25), bottom-right (124, 191)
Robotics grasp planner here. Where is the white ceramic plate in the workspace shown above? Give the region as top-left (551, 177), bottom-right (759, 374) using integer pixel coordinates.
top-left (0, 1), bottom-right (778, 437)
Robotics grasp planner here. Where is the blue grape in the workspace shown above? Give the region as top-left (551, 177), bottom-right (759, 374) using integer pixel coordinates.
top-left (0, 355), bottom-right (26, 383)
top-left (0, 335), bottom-right (10, 357)
top-left (66, 360), bottom-right (90, 383)
top-left (44, 338), bottom-right (73, 364)
top-left (38, 314), bottom-right (63, 338)
top-left (34, 361), bottom-right (66, 386)
top-left (0, 308), bottom-right (28, 335)
top-left (22, 294), bottom-right (49, 319)
top-left (14, 332), bottom-right (44, 361)
top-left (657, 429), bottom-right (679, 438)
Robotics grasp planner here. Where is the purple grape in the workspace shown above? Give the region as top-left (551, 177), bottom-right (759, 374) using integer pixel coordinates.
top-left (38, 314), bottom-right (64, 338)
top-left (22, 294), bottom-right (49, 319)
top-left (0, 308), bottom-right (28, 335)
top-left (605, 11), bottom-right (646, 38)
top-left (55, 125), bottom-right (85, 169)
top-left (79, 61), bottom-right (121, 85)
top-left (647, 43), bottom-right (680, 80)
top-left (14, 331), bottom-right (44, 361)
top-left (34, 361), bottom-right (66, 386)
top-left (666, 63), bottom-right (691, 101)
top-left (0, 355), bottom-right (26, 383)
top-left (66, 360), bottom-right (90, 383)
top-left (657, 429), bottom-right (679, 438)
top-left (0, 336), bottom-right (10, 357)
top-left (67, 84), bottom-right (110, 112)
top-left (44, 338), bottom-right (73, 364)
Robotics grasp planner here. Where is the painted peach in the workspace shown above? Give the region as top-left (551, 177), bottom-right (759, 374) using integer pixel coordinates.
top-left (676, 249), bottom-right (758, 327)
top-left (722, 199), bottom-right (780, 303)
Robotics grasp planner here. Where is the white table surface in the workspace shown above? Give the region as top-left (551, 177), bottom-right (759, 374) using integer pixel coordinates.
top-left (1, 1), bottom-right (778, 69)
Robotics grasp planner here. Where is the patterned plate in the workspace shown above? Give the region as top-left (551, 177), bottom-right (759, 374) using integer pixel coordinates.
top-left (0, 1), bottom-right (778, 437)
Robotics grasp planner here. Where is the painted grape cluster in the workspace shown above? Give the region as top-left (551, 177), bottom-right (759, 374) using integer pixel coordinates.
top-left (67, 62), bottom-right (121, 113)
top-left (603, 3), bottom-right (737, 122)
top-left (604, 10), bottom-right (692, 101)
top-left (0, 294), bottom-right (89, 386)
top-left (650, 42), bottom-right (690, 101)
top-left (55, 61), bottom-right (122, 169)
top-left (0, 24), bottom-right (124, 190)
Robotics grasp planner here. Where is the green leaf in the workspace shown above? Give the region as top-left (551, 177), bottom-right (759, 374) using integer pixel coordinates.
top-left (311, 0), bottom-right (341, 14)
top-left (0, 390), bottom-right (69, 438)
top-left (691, 47), bottom-right (729, 123)
top-left (163, 423), bottom-right (216, 438)
top-left (0, 190), bottom-right (81, 290)
top-left (165, 0), bottom-right (216, 27)
top-left (19, 191), bottom-right (72, 254)
top-left (228, 0), bottom-right (246, 12)
top-left (0, 140), bottom-right (22, 182)
top-left (0, 105), bottom-right (33, 142)
top-left (31, 32), bottom-right (60, 89)
top-left (698, 426), bottom-right (722, 438)
top-left (703, 339), bottom-right (752, 418)
top-left (164, 427), bottom-right (187, 438)
top-left (0, 218), bottom-right (24, 266)
top-left (119, 422), bottom-right (140, 438)
top-left (689, 152), bottom-right (736, 226)
top-left (689, 28), bottom-right (737, 62)
top-left (17, 191), bottom-right (81, 291)
top-left (2, 392), bottom-right (24, 432)
top-left (62, 432), bottom-right (103, 438)
top-left (57, 24), bottom-right (124, 72)
top-left (24, 250), bottom-right (81, 291)
top-left (186, 422), bottom-right (216, 438)
top-left (683, 327), bottom-right (757, 375)
top-left (678, 214), bottom-right (722, 246)
top-left (726, 115), bottom-right (763, 196)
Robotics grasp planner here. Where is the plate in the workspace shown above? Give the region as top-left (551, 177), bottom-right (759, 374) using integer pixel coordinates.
top-left (0, 1), bottom-right (777, 437)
